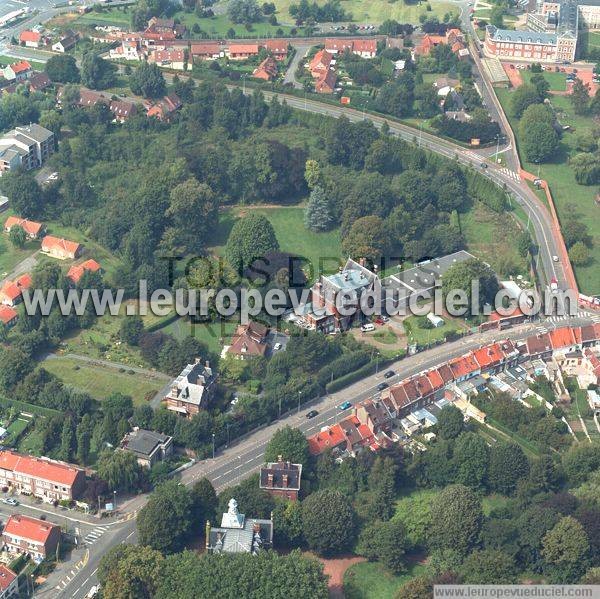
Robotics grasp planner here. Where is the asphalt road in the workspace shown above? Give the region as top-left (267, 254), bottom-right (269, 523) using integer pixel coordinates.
top-left (52, 313), bottom-right (598, 599)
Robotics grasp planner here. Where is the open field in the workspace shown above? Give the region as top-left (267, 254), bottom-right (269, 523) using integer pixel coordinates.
top-left (173, 11), bottom-right (297, 37)
top-left (0, 56), bottom-right (45, 71)
top-left (0, 236), bottom-right (38, 277)
top-left (456, 201), bottom-right (529, 278)
top-left (41, 356), bottom-right (160, 405)
top-left (495, 88), bottom-right (600, 295)
top-left (210, 206), bottom-right (342, 277)
top-left (521, 69), bottom-right (568, 92)
top-left (343, 561), bottom-right (428, 599)
top-left (163, 318), bottom-right (239, 355)
top-left (72, 6), bottom-right (133, 27)
top-left (271, 0), bottom-right (458, 24)
top-left (404, 314), bottom-right (464, 345)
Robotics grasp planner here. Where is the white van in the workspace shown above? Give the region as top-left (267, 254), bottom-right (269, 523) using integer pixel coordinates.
top-left (361, 323), bottom-right (375, 332)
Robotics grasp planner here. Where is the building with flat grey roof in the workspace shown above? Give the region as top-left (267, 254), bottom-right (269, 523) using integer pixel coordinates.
top-left (0, 124), bottom-right (55, 175)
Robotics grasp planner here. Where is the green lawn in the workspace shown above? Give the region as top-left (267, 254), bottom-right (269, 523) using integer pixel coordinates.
top-left (0, 56), bottom-right (45, 71)
top-left (404, 315), bottom-right (463, 346)
top-left (73, 6), bottom-right (133, 27)
top-left (0, 235), bottom-right (38, 278)
top-left (521, 70), bottom-right (568, 93)
top-left (343, 561), bottom-right (428, 599)
top-left (163, 317), bottom-right (239, 355)
top-left (40, 356), bottom-right (161, 405)
top-left (272, 0), bottom-right (458, 24)
top-left (210, 206), bottom-right (342, 277)
top-left (495, 88), bottom-right (600, 295)
top-left (373, 327), bottom-right (399, 345)
top-left (456, 201), bottom-right (529, 278)
top-left (4, 418), bottom-right (30, 444)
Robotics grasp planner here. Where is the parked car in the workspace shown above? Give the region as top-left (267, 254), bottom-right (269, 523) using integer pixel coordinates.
top-left (381, 315), bottom-right (389, 322)
top-left (361, 323), bottom-right (375, 332)
top-left (377, 382), bottom-right (389, 391)
top-left (552, 255), bottom-right (559, 262)
top-left (339, 401), bottom-right (352, 411)
top-left (273, 342), bottom-right (282, 351)
top-left (384, 370), bottom-right (395, 379)
top-left (1, 498), bottom-right (18, 506)
top-left (375, 317), bottom-right (384, 325)
top-left (306, 410), bottom-right (319, 419)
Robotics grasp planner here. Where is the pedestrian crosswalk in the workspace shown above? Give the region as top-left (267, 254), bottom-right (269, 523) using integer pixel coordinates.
top-left (83, 525), bottom-right (108, 546)
top-left (499, 167), bottom-right (520, 181)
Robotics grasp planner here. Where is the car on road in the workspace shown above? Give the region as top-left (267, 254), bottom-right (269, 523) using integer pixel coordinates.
top-left (552, 255), bottom-right (559, 262)
top-left (339, 401), bottom-right (352, 411)
top-left (480, 162), bottom-right (488, 169)
top-left (86, 586), bottom-right (100, 599)
top-left (1, 498), bottom-right (18, 506)
top-left (377, 382), bottom-right (389, 391)
top-left (384, 370), bottom-right (395, 378)
top-left (306, 410), bottom-right (319, 419)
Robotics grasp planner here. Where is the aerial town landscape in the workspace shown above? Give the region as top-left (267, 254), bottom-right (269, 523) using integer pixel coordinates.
top-left (0, 0), bottom-right (599, 597)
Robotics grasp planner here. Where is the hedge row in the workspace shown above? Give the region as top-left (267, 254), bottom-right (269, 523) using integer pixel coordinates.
top-left (325, 356), bottom-right (399, 394)
top-left (316, 350), bottom-right (372, 388)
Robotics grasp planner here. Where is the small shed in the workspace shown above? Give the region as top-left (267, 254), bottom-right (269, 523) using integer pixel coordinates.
top-left (427, 313), bottom-right (445, 327)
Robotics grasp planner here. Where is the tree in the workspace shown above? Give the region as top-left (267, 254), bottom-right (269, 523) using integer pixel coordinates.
top-left (356, 520), bottom-right (408, 574)
top-left (542, 516), bottom-right (590, 582)
top-left (460, 549), bottom-right (515, 584)
top-left (428, 484), bottom-right (483, 556)
top-left (520, 119), bottom-right (558, 163)
top-left (8, 225), bottom-right (27, 248)
top-left (97, 449), bottom-right (146, 492)
top-left (441, 258), bottom-right (499, 313)
top-left (273, 500), bottom-right (303, 547)
top-left (511, 84), bottom-right (541, 118)
top-left (165, 179), bottom-right (218, 253)
top-left (529, 73), bottom-right (550, 99)
top-left (120, 316), bottom-right (145, 345)
top-left (225, 213), bottom-right (279, 272)
top-left (454, 432), bottom-right (489, 490)
top-left (341, 215), bottom-right (388, 262)
top-left (395, 577), bottom-right (432, 599)
top-left (137, 480), bottom-right (194, 554)
top-left (228, 0), bottom-right (261, 23)
top-left (98, 544), bottom-right (165, 599)
top-left (76, 416), bottom-right (91, 465)
top-left (58, 417), bottom-right (75, 462)
top-left (45, 54), bottom-right (80, 83)
top-left (81, 52), bottom-right (116, 90)
top-left (488, 442), bottom-right (529, 495)
top-left (304, 159), bottom-right (321, 189)
top-left (264, 425), bottom-right (310, 466)
top-left (569, 241), bottom-right (590, 266)
top-left (302, 490), bottom-right (357, 556)
top-left (304, 186), bottom-right (333, 232)
top-left (561, 443), bottom-right (600, 486)
top-left (570, 152), bottom-right (600, 185)
top-left (437, 404), bottom-right (464, 440)
top-left (0, 348), bottom-right (32, 391)
top-left (190, 477), bottom-right (218, 527)
top-left (490, 5), bottom-right (504, 26)
top-left (0, 169), bottom-right (42, 218)
top-left (570, 78), bottom-right (590, 115)
top-left (129, 62), bottom-right (167, 99)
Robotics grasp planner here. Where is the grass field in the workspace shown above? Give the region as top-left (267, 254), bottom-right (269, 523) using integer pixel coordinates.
top-left (495, 88), bottom-right (600, 295)
top-left (41, 356), bottom-right (160, 405)
top-left (174, 11), bottom-right (297, 37)
top-left (73, 6), bottom-right (133, 27)
top-left (343, 561), bottom-right (428, 599)
top-left (0, 56), bottom-right (45, 71)
top-left (521, 70), bottom-right (568, 92)
top-left (271, 0), bottom-right (458, 24)
top-left (404, 315), bottom-right (462, 345)
top-left (163, 318), bottom-right (239, 355)
top-left (210, 206), bottom-right (342, 277)
top-left (456, 201), bottom-right (529, 278)
top-left (0, 235), bottom-right (38, 277)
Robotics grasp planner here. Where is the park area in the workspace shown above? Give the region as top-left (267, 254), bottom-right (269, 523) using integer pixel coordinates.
top-left (40, 356), bottom-right (162, 405)
top-left (495, 85), bottom-right (600, 295)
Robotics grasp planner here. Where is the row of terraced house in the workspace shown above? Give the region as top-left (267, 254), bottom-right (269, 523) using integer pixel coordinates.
top-left (307, 323), bottom-right (600, 456)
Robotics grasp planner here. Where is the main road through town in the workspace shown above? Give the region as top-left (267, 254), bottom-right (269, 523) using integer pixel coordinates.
top-left (47, 313), bottom-right (598, 599)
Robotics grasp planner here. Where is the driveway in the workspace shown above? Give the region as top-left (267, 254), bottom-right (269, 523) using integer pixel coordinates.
top-left (284, 43), bottom-right (311, 89)
top-left (1, 251), bottom-right (38, 284)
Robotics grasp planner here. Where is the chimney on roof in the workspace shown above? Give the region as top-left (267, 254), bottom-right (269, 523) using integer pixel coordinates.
top-left (205, 360), bottom-right (210, 368)
top-left (359, 257), bottom-right (366, 266)
top-left (267, 473), bottom-right (274, 487)
top-left (277, 454), bottom-right (283, 463)
top-left (282, 474), bottom-right (289, 488)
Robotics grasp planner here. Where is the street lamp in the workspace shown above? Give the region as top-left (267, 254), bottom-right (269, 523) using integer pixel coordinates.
top-left (494, 134), bottom-right (500, 164)
top-left (362, 99), bottom-right (369, 120)
top-left (226, 423), bottom-right (230, 447)
top-left (297, 391), bottom-right (302, 414)
top-left (212, 433), bottom-right (216, 459)
top-left (113, 490), bottom-right (117, 511)
top-left (242, 74), bottom-right (248, 94)
top-left (278, 396), bottom-right (282, 419)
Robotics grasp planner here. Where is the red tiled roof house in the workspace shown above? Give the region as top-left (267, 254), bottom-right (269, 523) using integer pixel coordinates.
top-left (0, 450), bottom-right (85, 503)
top-left (41, 236), bottom-right (82, 260)
top-left (2, 514), bottom-right (61, 561)
top-left (4, 217), bottom-right (44, 239)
